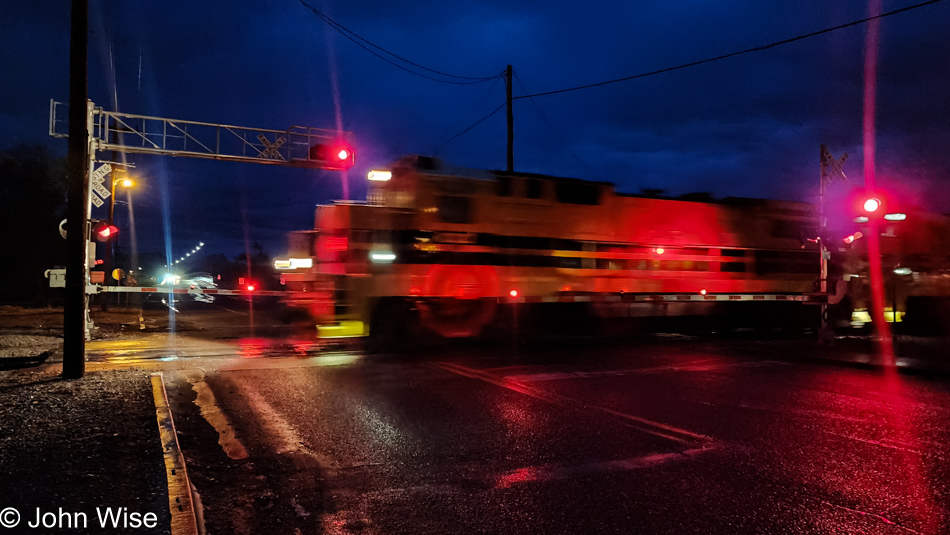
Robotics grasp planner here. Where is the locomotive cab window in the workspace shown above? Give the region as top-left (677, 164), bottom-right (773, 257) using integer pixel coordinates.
top-left (496, 176), bottom-right (512, 197)
top-left (437, 195), bottom-right (473, 224)
top-left (525, 178), bottom-right (544, 199)
top-left (556, 181), bottom-right (600, 205)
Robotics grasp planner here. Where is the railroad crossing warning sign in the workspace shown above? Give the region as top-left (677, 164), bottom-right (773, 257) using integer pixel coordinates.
top-left (91, 163), bottom-right (112, 182)
top-left (89, 163), bottom-right (112, 207)
top-left (257, 134), bottom-right (286, 160)
top-left (92, 180), bottom-right (111, 200)
top-left (820, 147), bottom-right (848, 183)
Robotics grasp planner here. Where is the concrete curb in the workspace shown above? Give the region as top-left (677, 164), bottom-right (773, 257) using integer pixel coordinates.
top-left (150, 372), bottom-right (200, 535)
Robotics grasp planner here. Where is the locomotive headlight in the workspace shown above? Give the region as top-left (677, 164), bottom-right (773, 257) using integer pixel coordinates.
top-left (274, 258), bottom-right (313, 270)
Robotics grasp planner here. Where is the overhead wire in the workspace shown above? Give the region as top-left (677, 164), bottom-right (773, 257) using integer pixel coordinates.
top-left (512, 71), bottom-right (594, 180)
top-left (430, 75), bottom-right (505, 155)
top-left (433, 103), bottom-right (507, 153)
top-left (514, 0), bottom-right (946, 100)
top-left (298, 0), bottom-right (500, 84)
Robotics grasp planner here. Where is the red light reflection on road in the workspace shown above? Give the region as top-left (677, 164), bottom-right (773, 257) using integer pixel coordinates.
top-left (879, 368), bottom-right (940, 531)
top-left (495, 466), bottom-right (543, 489)
top-left (238, 338), bottom-right (268, 359)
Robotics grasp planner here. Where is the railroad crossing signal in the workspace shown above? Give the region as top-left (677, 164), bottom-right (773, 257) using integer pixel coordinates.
top-left (49, 96), bottom-right (359, 376)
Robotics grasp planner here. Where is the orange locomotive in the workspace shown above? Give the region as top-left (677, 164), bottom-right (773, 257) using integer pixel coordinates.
top-left (276, 156), bottom-right (826, 338)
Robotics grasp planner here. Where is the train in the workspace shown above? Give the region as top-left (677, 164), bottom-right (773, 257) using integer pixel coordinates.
top-left (272, 155), bottom-right (860, 339)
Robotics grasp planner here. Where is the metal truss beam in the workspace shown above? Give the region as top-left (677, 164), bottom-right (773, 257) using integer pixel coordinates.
top-left (50, 100), bottom-right (352, 168)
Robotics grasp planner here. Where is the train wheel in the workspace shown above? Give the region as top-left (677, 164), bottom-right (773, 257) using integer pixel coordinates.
top-left (418, 297), bottom-right (497, 338)
top-left (419, 265), bottom-right (500, 338)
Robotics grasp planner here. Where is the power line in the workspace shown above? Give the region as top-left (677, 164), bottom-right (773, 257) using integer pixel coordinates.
top-left (514, 0), bottom-right (946, 100)
top-left (430, 76), bottom-right (504, 154)
top-left (298, 0), bottom-right (501, 85)
top-left (512, 71), bottom-right (594, 180)
top-left (434, 103), bottom-right (507, 153)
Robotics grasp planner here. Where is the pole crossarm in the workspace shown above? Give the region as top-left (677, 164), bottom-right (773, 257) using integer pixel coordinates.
top-left (50, 100), bottom-right (353, 168)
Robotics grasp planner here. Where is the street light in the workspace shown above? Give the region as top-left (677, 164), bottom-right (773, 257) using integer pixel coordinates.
top-left (101, 170), bottom-right (139, 310)
top-left (109, 174), bottom-right (137, 224)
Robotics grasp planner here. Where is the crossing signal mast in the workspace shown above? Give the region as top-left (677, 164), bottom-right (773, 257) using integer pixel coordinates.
top-left (50, 97), bottom-right (356, 377)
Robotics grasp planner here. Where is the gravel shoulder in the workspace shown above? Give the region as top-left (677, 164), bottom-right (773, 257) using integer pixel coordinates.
top-left (0, 366), bottom-right (171, 534)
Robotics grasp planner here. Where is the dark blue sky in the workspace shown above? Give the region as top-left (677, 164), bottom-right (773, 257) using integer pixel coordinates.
top-left (3, 1), bottom-right (949, 261)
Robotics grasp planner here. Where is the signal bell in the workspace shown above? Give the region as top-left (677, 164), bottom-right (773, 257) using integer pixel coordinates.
top-left (308, 140), bottom-right (355, 170)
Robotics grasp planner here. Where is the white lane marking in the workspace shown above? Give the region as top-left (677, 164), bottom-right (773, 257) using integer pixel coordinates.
top-left (503, 359), bottom-right (788, 383)
top-left (436, 362), bottom-right (714, 444)
top-left (821, 431), bottom-right (949, 460)
top-left (235, 379), bottom-right (340, 476)
top-left (693, 400), bottom-right (876, 425)
top-left (183, 371), bottom-right (248, 460)
top-left (495, 446), bottom-right (717, 488)
top-left (817, 498), bottom-right (926, 534)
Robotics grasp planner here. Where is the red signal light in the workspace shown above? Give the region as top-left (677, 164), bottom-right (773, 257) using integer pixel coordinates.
top-left (863, 198), bottom-right (881, 213)
top-left (853, 188), bottom-right (889, 219)
top-left (509, 289), bottom-right (519, 299)
top-left (245, 283), bottom-right (256, 292)
top-left (92, 221), bottom-right (119, 242)
top-left (308, 140), bottom-right (355, 170)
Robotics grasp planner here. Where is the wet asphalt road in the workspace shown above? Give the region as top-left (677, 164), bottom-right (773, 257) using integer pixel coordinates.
top-left (142, 337), bottom-right (950, 534)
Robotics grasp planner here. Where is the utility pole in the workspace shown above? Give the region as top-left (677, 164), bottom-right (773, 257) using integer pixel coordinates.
top-left (63, 0), bottom-right (89, 379)
top-left (505, 64), bottom-right (513, 173)
top-left (818, 145), bottom-right (829, 341)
